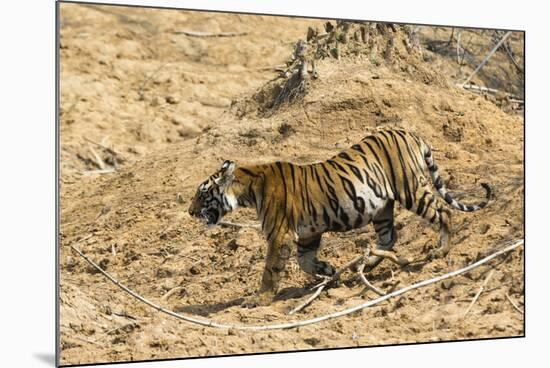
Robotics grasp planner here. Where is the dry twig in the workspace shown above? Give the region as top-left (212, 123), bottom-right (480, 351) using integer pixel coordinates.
top-left (173, 30), bottom-right (248, 37)
top-left (69, 239), bottom-right (523, 331)
top-left (505, 292), bottom-right (524, 314)
top-left (82, 168), bottom-right (117, 176)
top-left (357, 263), bottom-right (386, 296)
top-left (288, 253), bottom-right (365, 315)
top-left (88, 146), bottom-right (106, 170)
top-left (83, 137), bottom-right (121, 158)
top-left (218, 221), bottom-right (261, 230)
top-left (161, 286), bottom-right (184, 301)
top-left (463, 269), bottom-right (495, 317)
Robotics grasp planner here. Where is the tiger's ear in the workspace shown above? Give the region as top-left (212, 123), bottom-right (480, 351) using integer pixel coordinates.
top-left (216, 160), bottom-right (235, 188)
top-left (220, 160), bottom-right (235, 174)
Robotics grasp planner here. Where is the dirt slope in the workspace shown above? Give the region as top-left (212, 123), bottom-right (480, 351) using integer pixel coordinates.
top-left (59, 4), bottom-right (524, 366)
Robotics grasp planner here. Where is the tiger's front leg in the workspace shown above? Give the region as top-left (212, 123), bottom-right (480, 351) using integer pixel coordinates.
top-left (242, 233), bottom-right (291, 308)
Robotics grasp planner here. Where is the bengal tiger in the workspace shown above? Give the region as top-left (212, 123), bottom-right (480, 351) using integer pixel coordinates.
top-left (188, 128), bottom-right (491, 307)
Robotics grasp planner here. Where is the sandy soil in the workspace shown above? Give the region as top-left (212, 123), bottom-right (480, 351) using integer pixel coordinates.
top-left (58, 4), bottom-right (524, 366)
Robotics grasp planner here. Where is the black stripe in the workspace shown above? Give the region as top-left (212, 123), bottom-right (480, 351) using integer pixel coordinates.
top-left (388, 132), bottom-right (413, 209)
top-left (351, 144), bottom-right (366, 154)
top-left (362, 140), bottom-right (392, 198)
top-left (416, 191), bottom-right (429, 215)
top-left (354, 214), bottom-right (363, 228)
top-left (327, 159), bottom-right (348, 174)
top-left (370, 136), bottom-right (398, 196)
top-left (239, 168), bottom-right (260, 177)
top-left (326, 184), bottom-right (340, 214)
top-left (319, 163), bottom-right (334, 183)
top-left (346, 163), bottom-right (364, 183)
top-left (275, 162), bottom-right (288, 235)
top-left (289, 164), bottom-right (296, 193)
top-left (422, 196), bottom-right (435, 218)
top-left (369, 199), bottom-right (376, 210)
top-left (248, 183), bottom-right (256, 205)
top-left (394, 130), bottom-right (424, 173)
top-left (434, 176), bottom-right (443, 190)
top-left (339, 209), bottom-right (350, 228)
top-left (338, 152), bottom-right (354, 161)
top-left (322, 207), bottom-right (331, 227)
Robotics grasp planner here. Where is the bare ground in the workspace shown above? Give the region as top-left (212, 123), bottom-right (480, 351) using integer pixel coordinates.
top-left (59, 4), bottom-right (524, 366)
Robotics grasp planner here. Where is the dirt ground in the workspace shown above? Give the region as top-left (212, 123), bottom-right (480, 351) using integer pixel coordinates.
top-left (58, 4), bottom-right (524, 366)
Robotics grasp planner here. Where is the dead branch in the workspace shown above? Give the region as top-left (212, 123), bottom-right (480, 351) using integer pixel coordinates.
top-left (83, 137), bottom-right (122, 159)
top-left (461, 31), bottom-right (512, 87)
top-left (288, 281), bottom-right (327, 315)
top-left (173, 30), bottom-right (248, 38)
top-left (69, 239), bottom-right (523, 331)
top-left (458, 83), bottom-right (523, 104)
top-left (357, 263), bottom-right (386, 296)
top-left (88, 145), bottom-right (106, 170)
top-left (370, 248), bottom-right (410, 267)
top-left (288, 253), bottom-right (365, 314)
top-left (463, 269), bottom-right (495, 317)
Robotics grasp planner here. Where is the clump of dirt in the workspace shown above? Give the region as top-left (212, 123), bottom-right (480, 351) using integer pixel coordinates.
top-left (59, 4), bottom-right (524, 366)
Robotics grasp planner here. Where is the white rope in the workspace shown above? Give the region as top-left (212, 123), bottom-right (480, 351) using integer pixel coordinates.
top-left (70, 239), bottom-right (523, 331)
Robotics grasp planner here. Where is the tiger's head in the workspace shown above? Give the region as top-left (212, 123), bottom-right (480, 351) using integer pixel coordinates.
top-left (188, 160), bottom-right (237, 225)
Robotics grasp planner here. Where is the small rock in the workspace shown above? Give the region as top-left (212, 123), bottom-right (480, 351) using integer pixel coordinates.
top-left (226, 239), bottom-right (238, 251)
top-left (156, 268), bottom-right (173, 278)
top-left (165, 95), bottom-right (179, 104)
top-left (171, 117), bottom-right (183, 125)
top-left (441, 280), bottom-right (454, 290)
top-left (493, 323), bottom-right (506, 332)
top-left (189, 265), bottom-right (200, 275)
top-left (304, 337), bottom-right (321, 347)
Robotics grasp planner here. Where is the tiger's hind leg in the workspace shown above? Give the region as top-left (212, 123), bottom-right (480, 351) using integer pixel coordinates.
top-left (296, 234), bottom-right (335, 277)
top-left (364, 200), bottom-right (397, 270)
top-left (415, 188), bottom-right (452, 259)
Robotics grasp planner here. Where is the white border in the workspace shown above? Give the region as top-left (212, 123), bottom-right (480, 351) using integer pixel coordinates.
top-left (1, 0), bottom-right (547, 367)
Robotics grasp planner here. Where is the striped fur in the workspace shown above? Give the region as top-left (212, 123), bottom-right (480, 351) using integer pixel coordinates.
top-left (188, 128), bottom-right (491, 307)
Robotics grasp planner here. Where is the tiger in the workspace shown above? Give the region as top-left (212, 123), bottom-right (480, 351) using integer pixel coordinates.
top-left (188, 128), bottom-right (491, 307)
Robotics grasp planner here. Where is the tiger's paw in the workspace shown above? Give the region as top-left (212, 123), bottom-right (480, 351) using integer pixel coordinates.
top-left (241, 292), bottom-right (274, 308)
top-left (316, 261), bottom-right (335, 277)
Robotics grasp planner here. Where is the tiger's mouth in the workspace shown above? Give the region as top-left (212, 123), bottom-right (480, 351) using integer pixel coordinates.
top-left (200, 208), bottom-right (220, 225)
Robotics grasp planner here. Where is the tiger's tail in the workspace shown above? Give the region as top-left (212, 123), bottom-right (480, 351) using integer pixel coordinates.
top-left (422, 144), bottom-right (491, 212)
